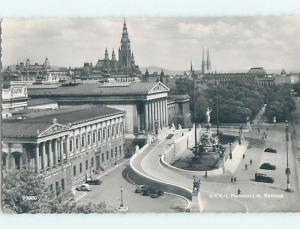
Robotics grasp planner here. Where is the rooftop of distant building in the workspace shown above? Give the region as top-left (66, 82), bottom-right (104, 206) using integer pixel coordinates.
top-left (3, 105), bottom-right (124, 140)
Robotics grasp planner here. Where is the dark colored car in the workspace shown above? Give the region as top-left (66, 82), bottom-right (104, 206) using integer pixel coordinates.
top-left (260, 163), bottom-right (276, 170)
top-left (264, 148), bottom-right (277, 153)
top-left (86, 178), bottom-right (102, 185)
top-left (255, 173), bottom-right (274, 183)
top-left (150, 190), bottom-right (164, 198)
top-left (166, 134), bottom-right (174, 139)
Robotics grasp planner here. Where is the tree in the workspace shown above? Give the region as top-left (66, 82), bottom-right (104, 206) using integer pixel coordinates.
top-left (172, 78), bottom-right (295, 124)
top-left (293, 82), bottom-right (300, 95)
top-left (2, 169), bottom-right (113, 213)
top-left (2, 169), bottom-right (57, 213)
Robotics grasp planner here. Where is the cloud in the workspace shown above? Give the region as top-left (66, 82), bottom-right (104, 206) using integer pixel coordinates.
top-left (2, 16), bottom-right (300, 72)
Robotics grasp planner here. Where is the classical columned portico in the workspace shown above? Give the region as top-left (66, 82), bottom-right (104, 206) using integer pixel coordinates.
top-left (143, 97), bottom-right (168, 133)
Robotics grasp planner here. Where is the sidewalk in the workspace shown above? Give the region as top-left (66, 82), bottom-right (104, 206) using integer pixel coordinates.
top-left (225, 142), bottom-right (248, 174)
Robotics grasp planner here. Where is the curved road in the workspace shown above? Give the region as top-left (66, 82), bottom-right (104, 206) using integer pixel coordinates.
top-left (131, 126), bottom-right (300, 212)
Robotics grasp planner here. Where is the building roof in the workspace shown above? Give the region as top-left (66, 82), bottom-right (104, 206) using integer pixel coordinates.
top-left (3, 105), bottom-right (124, 140)
top-left (169, 94), bottom-right (190, 100)
top-left (28, 82), bottom-right (169, 97)
top-left (27, 98), bottom-right (57, 106)
top-left (248, 67), bottom-right (267, 75)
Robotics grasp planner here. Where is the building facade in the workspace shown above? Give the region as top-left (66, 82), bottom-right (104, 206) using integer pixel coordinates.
top-left (167, 94), bottom-right (192, 128)
top-left (2, 83), bottom-right (29, 118)
top-left (28, 81), bottom-right (170, 136)
top-left (202, 67), bottom-right (275, 86)
top-left (2, 105), bottom-right (125, 195)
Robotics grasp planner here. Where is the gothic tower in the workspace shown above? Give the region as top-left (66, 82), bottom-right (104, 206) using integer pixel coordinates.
top-left (118, 18), bottom-right (132, 72)
top-left (111, 49), bottom-right (117, 72)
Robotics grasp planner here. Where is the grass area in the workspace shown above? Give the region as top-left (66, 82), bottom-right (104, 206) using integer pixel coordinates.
top-left (218, 133), bottom-right (237, 145)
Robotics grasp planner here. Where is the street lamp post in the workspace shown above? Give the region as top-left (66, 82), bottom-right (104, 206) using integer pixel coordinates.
top-left (116, 185), bottom-right (128, 212)
top-left (120, 186), bottom-right (124, 208)
top-left (285, 120), bottom-right (291, 192)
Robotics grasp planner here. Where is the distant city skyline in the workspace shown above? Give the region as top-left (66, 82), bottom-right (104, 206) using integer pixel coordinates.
top-left (2, 16), bottom-right (300, 72)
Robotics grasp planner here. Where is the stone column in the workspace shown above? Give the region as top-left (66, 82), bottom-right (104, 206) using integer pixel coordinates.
top-left (48, 140), bottom-right (53, 169)
top-left (144, 101), bottom-right (149, 131)
top-left (42, 142), bottom-right (47, 172)
top-left (54, 139), bottom-right (58, 166)
top-left (165, 99), bottom-right (169, 127)
top-left (155, 99), bottom-right (160, 128)
top-left (149, 101), bottom-right (152, 131)
top-left (35, 143), bottom-right (40, 174)
top-left (151, 100), bottom-right (155, 131)
top-left (66, 136), bottom-right (70, 163)
top-left (162, 98), bottom-right (165, 127)
top-left (159, 99), bottom-right (163, 128)
top-left (59, 137), bottom-right (63, 163)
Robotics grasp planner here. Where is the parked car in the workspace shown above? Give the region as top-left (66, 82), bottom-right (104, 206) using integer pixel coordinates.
top-left (264, 148), bottom-right (277, 153)
top-left (135, 185), bottom-right (146, 193)
top-left (166, 134), bottom-right (174, 139)
top-left (260, 163), bottom-right (276, 170)
top-left (255, 173), bottom-right (274, 183)
top-left (150, 190), bottom-right (164, 198)
top-left (86, 178), bottom-right (102, 185)
top-left (141, 186), bottom-right (154, 196)
top-left (76, 184), bottom-right (92, 191)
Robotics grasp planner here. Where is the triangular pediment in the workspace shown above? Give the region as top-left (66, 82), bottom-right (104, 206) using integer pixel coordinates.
top-left (39, 123), bottom-right (70, 137)
top-left (148, 82), bottom-right (170, 94)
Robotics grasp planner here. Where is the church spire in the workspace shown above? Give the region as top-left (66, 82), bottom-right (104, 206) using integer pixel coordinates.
top-left (122, 18), bottom-right (128, 36)
top-left (207, 48), bottom-right (211, 73)
top-left (104, 47), bottom-right (109, 60)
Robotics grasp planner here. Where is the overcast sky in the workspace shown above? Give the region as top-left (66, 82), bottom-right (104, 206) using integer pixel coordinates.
top-left (2, 16), bottom-right (300, 72)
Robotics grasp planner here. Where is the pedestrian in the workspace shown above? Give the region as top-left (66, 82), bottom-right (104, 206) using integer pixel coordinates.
top-left (231, 176), bottom-right (233, 183)
top-left (258, 127), bottom-right (260, 133)
top-left (245, 164), bottom-right (248, 170)
top-left (250, 159), bottom-right (252, 165)
top-left (234, 177), bottom-right (237, 183)
top-left (267, 127), bottom-right (269, 132)
top-left (237, 188), bottom-right (241, 195)
top-left (205, 171), bottom-right (208, 177)
top-left (242, 154), bottom-right (245, 159)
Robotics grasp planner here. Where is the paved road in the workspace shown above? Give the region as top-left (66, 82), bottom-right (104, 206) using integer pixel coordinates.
top-left (74, 160), bottom-right (188, 213)
top-left (132, 126), bottom-right (300, 212)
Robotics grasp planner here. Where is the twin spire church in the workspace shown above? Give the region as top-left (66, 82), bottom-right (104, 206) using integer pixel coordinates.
top-left (201, 48), bottom-right (212, 74)
top-left (93, 19), bottom-right (141, 76)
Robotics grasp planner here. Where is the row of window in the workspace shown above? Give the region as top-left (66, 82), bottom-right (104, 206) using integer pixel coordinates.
top-left (49, 178), bottom-right (65, 196)
top-left (73, 157), bottom-right (94, 177)
top-left (72, 145), bottom-right (123, 177)
top-left (69, 123), bottom-right (124, 152)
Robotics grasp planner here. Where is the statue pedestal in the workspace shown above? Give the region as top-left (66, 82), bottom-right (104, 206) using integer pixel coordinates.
top-left (190, 191), bottom-right (202, 212)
